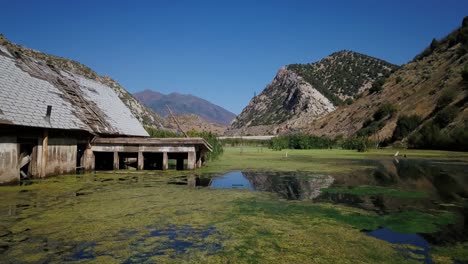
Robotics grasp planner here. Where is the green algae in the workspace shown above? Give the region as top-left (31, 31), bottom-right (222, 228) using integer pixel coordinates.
top-left (0, 148), bottom-right (466, 263)
top-left (321, 186), bottom-right (428, 199)
top-left (431, 242), bottom-right (468, 263)
top-left (232, 198), bottom-right (455, 234)
top-left (0, 173), bottom-right (426, 263)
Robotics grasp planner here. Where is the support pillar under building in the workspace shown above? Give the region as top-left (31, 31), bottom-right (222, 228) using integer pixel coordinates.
top-left (137, 152), bottom-right (144, 170)
top-left (40, 129), bottom-right (48, 178)
top-left (187, 151), bottom-right (196, 170)
top-left (162, 152), bottom-right (168, 170)
top-left (82, 148), bottom-right (95, 171)
top-left (113, 152), bottom-right (119, 170)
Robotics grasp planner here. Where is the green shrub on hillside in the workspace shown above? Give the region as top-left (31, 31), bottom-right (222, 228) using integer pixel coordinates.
top-left (434, 106), bottom-right (458, 128)
top-left (408, 106), bottom-right (465, 151)
top-left (436, 90), bottom-right (455, 110)
top-left (369, 78), bottom-right (386, 94)
top-left (392, 115), bottom-right (422, 141)
top-left (457, 16), bottom-right (468, 55)
top-left (462, 65), bottom-right (468, 90)
top-left (373, 103), bottom-right (397, 120)
top-left (356, 121), bottom-right (384, 137)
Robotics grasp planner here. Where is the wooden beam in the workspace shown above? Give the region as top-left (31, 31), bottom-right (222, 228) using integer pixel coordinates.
top-left (166, 105), bottom-right (188, 138)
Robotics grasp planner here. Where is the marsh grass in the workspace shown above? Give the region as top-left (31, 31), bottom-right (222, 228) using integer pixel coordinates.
top-left (198, 147), bottom-right (468, 175)
top-left (431, 242), bottom-right (468, 263)
top-left (321, 186), bottom-right (428, 199)
top-left (0, 173), bottom-right (435, 263)
top-left (0, 147), bottom-right (466, 263)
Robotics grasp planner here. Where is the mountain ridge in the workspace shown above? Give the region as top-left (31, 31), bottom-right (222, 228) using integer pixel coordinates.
top-left (303, 18), bottom-right (468, 149)
top-left (227, 50), bottom-right (397, 135)
top-left (133, 89), bottom-right (236, 126)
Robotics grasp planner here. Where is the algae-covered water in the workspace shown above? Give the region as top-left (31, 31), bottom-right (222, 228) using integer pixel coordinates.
top-left (0, 155), bottom-right (467, 263)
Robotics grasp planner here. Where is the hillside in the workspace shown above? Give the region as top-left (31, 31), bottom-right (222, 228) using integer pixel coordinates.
top-left (134, 89), bottom-right (236, 125)
top-left (0, 34), bottom-right (165, 129)
top-left (228, 51), bottom-right (397, 135)
top-left (305, 17), bottom-right (468, 150)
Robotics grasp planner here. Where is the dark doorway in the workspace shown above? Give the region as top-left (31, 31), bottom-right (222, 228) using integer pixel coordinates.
top-left (76, 144), bottom-right (86, 168)
top-left (119, 152), bottom-right (138, 170)
top-left (94, 152), bottom-right (114, 170)
top-left (18, 138), bottom-right (36, 179)
top-left (167, 152), bottom-right (188, 170)
top-left (143, 152), bottom-right (163, 170)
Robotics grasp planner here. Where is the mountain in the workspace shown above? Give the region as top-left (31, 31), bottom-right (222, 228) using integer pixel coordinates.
top-left (133, 89), bottom-right (236, 126)
top-left (304, 17), bottom-right (468, 150)
top-left (0, 34), bottom-right (165, 130)
top-left (227, 51), bottom-right (397, 135)
top-left (170, 114), bottom-right (227, 135)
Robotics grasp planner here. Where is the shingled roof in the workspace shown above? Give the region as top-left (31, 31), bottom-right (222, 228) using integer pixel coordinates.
top-left (0, 45), bottom-right (148, 137)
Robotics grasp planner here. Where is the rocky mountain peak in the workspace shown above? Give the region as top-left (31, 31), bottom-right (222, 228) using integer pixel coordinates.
top-left (227, 50), bottom-right (397, 136)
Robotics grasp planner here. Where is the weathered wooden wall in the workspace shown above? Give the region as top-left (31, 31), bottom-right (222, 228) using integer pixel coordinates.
top-left (0, 137), bottom-right (19, 184)
top-left (43, 138), bottom-right (78, 176)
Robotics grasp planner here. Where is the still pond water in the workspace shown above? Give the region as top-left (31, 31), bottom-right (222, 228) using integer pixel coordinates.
top-left (0, 158), bottom-right (467, 263)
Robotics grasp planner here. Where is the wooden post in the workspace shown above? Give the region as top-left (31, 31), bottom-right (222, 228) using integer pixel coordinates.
top-left (196, 151), bottom-right (203, 168)
top-left (138, 152), bottom-right (144, 170)
top-left (83, 148), bottom-right (95, 171)
top-left (40, 129), bottom-right (48, 178)
top-left (113, 152), bottom-right (119, 170)
top-left (187, 151), bottom-right (196, 170)
top-left (162, 152), bottom-right (168, 170)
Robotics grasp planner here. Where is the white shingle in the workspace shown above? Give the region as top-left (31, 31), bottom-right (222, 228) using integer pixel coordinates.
top-left (0, 50), bottom-right (85, 130)
top-left (0, 46), bottom-right (148, 136)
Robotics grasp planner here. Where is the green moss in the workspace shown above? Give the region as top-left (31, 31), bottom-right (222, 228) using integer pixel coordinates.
top-left (0, 147), bottom-right (465, 263)
top-left (0, 172), bottom-right (436, 263)
top-left (233, 198), bottom-right (455, 234)
top-left (432, 242), bottom-right (468, 263)
top-left (321, 186), bottom-right (428, 199)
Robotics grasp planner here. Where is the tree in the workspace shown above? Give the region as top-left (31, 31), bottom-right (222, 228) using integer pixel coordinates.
top-left (462, 64), bottom-right (468, 90)
top-left (392, 115), bottom-right (422, 141)
top-left (369, 78), bottom-right (386, 94)
top-left (430, 38), bottom-right (439, 51)
top-left (436, 90), bottom-right (455, 109)
top-left (373, 103), bottom-right (397, 120)
top-left (433, 106), bottom-right (458, 128)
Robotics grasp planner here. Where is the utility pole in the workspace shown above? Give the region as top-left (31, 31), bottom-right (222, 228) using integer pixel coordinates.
top-left (166, 105), bottom-right (188, 138)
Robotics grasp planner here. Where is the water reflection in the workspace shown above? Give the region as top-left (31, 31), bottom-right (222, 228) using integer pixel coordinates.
top-left (366, 228), bottom-right (431, 264)
top-left (316, 159), bottom-right (468, 211)
top-left (210, 171), bottom-right (254, 190)
top-left (203, 171), bottom-right (334, 200)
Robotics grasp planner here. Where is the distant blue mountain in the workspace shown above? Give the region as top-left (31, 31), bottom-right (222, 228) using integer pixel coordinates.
top-left (134, 89), bottom-right (236, 125)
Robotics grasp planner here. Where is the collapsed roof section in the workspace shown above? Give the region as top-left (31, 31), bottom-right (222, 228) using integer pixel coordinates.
top-left (0, 45), bottom-right (148, 137)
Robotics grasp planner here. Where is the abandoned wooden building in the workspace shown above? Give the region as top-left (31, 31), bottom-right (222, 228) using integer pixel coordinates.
top-left (0, 45), bottom-right (212, 184)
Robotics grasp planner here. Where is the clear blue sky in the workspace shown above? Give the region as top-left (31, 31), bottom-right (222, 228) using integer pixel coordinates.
top-left (0, 1), bottom-right (466, 114)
